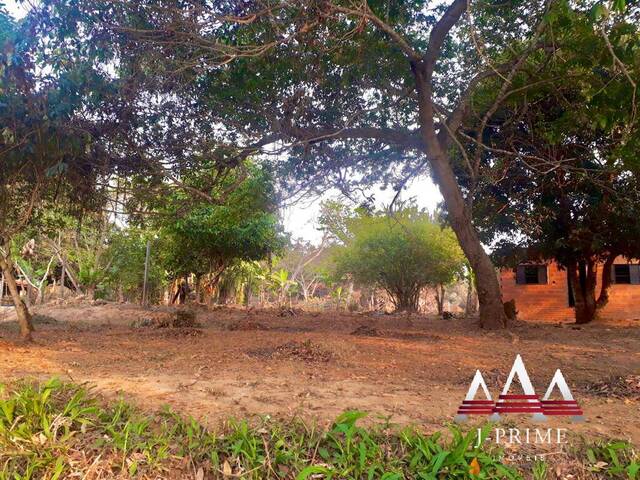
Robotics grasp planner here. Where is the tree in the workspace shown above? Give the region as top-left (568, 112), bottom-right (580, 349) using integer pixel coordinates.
top-left (267, 269), bottom-right (296, 307)
top-left (333, 209), bottom-right (465, 312)
top-left (485, 166), bottom-right (640, 324)
top-left (101, 228), bottom-right (166, 304)
top-left (0, 6), bottom-right (120, 339)
top-left (275, 238), bottom-right (331, 301)
top-left (12, 240), bottom-right (56, 306)
top-left (148, 163), bottom-right (285, 300)
top-left (56, 0), bottom-right (565, 328)
top-left (1, 1), bottom-right (293, 339)
top-left (468, 3), bottom-right (640, 324)
top-left (215, 260), bottom-right (268, 306)
top-left (22, 0), bottom-right (639, 329)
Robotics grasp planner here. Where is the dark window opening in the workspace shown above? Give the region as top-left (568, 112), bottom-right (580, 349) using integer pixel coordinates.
top-left (614, 265), bottom-right (631, 284)
top-left (612, 264), bottom-right (640, 284)
top-left (516, 265), bottom-right (548, 285)
top-left (524, 266), bottom-right (539, 284)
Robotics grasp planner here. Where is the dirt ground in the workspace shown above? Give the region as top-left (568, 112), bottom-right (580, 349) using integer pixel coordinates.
top-left (0, 303), bottom-right (639, 446)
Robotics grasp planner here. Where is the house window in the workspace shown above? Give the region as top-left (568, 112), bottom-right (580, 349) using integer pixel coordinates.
top-left (612, 264), bottom-right (640, 284)
top-left (516, 265), bottom-right (548, 285)
top-left (614, 265), bottom-right (631, 284)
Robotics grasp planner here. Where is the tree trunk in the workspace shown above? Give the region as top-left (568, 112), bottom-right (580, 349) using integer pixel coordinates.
top-left (394, 288), bottom-right (420, 312)
top-left (412, 59), bottom-right (507, 329)
top-left (60, 264), bottom-right (66, 299)
top-left (435, 284), bottom-right (445, 316)
top-left (0, 256), bottom-right (34, 341)
top-left (26, 285), bottom-right (34, 307)
top-left (86, 285), bottom-right (96, 301)
top-left (310, 281), bottom-right (320, 298)
top-left (430, 163), bottom-right (506, 328)
top-left (428, 159), bottom-right (505, 328)
top-left (37, 286), bottom-right (45, 304)
top-left (465, 274), bottom-right (478, 316)
top-left (346, 281), bottom-right (354, 309)
top-left (194, 274), bottom-right (202, 303)
top-left (568, 260), bottom-right (597, 324)
top-left (597, 254), bottom-right (615, 309)
top-left (243, 282), bottom-right (251, 306)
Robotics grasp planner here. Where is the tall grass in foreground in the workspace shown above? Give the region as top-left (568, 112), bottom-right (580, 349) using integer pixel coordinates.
top-left (0, 379), bottom-right (637, 479)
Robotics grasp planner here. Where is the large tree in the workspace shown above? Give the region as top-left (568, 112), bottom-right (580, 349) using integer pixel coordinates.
top-left (147, 163), bottom-right (286, 298)
top-left (1, 1), bottom-right (277, 339)
top-left (487, 167), bottom-right (640, 324)
top-left (61, 0), bottom-right (640, 327)
top-left (24, 0), bottom-right (639, 328)
top-left (467, 2), bottom-right (640, 324)
top-left (53, 0), bottom-right (634, 328)
top-left (0, 6), bottom-right (120, 340)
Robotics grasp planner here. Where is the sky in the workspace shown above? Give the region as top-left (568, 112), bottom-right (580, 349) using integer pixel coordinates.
top-left (4, 0), bottom-right (444, 244)
top-left (3, 1), bottom-right (23, 16)
top-left (282, 176), bottom-right (442, 244)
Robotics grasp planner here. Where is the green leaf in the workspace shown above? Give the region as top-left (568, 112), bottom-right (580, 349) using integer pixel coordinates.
top-left (296, 465), bottom-right (332, 480)
top-left (590, 3), bottom-right (608, 20)
top-left (430, 450), bottom-right (449, 474)
top-left (51, 457), bottom-right (65, 480)
top-left (612, 0), bottom-right (626, 12)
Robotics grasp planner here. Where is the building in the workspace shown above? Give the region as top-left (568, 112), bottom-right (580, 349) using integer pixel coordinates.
top-left (500, 257), bottom-right (640, 322)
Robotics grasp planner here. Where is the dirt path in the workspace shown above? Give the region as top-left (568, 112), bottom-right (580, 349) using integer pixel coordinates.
top-left (0, 304), bottom-right (638, 444)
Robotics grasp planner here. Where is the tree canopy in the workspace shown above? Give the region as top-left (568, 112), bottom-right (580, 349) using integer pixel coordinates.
top-left (1, 0), bottom-right (639, 336)
top-left (41, 0), bottom-right (634, 328)
top-left (333, 209), bottom-right (465, 312)
top-left (464, 2), bottom-right (640, 324)
top-left (149, 163), bottom-right (285, 289)
top-left (0, 4), bottom-right (122, 338)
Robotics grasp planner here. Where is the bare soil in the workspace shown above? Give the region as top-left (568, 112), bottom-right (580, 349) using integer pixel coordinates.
top-left (0, 303), bottom-right (638, 445)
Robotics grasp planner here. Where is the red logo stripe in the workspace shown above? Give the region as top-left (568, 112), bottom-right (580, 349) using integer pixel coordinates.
top-left (498, 394), bottom-right (539, 400)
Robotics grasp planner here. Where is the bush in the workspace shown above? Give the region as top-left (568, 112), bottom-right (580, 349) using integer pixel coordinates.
top-left (334, 210), bottom-right (465, 312)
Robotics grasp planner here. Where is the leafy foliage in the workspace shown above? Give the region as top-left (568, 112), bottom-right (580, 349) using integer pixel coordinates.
top-left (0, 4), bottom-right (119, 245)
top-left (467, 1), bottom-right (640, 323)
top-left (103, 228), bottom-right (167, 303)
top-left (333, 208), bottom-right (465, 311)
top-left (147, 163), bottom-right (285, 284)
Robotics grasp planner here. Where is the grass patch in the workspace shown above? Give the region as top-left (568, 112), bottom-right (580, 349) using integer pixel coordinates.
top-left (0, 379), bottom-right (637, 479)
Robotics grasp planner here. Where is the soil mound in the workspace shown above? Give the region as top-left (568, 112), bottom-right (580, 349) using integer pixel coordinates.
top-left (351, 325), bottom-right (381, 337)
top-left (131, 310), bottom-right (201, 329)
top-left (277, 307), bottom-right (302, 317)
top-left (583, 375), bottom-right (640, 399)
top-left (248, 339), bottom-right (332, 363)
top-left (173, 310), bottom-right (200, 328)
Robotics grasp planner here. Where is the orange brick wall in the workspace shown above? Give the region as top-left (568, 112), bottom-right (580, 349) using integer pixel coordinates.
top-left (500, 257), bottom-right (640, 322)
